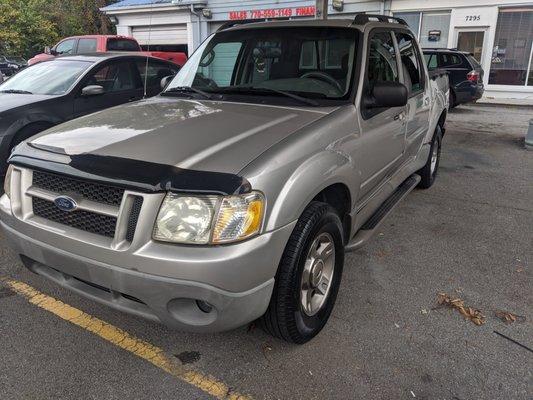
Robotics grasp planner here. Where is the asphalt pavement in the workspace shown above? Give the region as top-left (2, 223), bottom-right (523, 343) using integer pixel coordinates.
top-left (1, 103), bottom-right (532, 400)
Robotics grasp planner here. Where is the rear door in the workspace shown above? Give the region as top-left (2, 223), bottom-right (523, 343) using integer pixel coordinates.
top-left (73, 59), bottom-right (144, 117)
top-left (357, 30), bottom-right (407, 198)
top-left (395, 31), bottom-right (430, 161)
top-left (76, 38), bottom-right (98, 54)
top-left (438, 52), bottom-right (469, 89)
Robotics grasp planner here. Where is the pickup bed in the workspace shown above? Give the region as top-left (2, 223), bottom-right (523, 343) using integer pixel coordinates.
top-left (1, 15), bottom-right (448, 344)
top-left (28, 35), bottom-right (187, 67)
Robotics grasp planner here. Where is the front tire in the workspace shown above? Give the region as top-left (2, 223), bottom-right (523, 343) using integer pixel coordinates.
top-left (418, 125), bottom-right (443, 189)
top-left (259, 202), bottom-right (344, 344)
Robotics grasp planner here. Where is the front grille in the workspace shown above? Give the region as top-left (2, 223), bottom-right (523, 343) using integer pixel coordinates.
top-left (126, 197), bottom-right (144, 242)
top-left (32, 197), bottom-right (117, 238)
top-left (33, 170), bottom-right (125, 206)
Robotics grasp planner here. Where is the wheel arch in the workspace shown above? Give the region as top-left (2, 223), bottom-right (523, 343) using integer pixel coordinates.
top-left (8, 120), bottom-right (56, 149)
top-left (263, 150), bottom-right (358, 241)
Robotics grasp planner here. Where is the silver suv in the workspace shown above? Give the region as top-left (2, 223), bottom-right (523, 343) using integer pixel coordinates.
top-left (1, 16), bottom-right (448, 343)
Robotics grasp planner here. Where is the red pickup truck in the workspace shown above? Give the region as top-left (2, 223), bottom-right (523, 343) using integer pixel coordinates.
top-left (28, 35), bottom-right (187, 67)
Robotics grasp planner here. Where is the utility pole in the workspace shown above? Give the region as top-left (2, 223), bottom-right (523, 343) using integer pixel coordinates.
top-left (315, 0), bottom-right (328, 20)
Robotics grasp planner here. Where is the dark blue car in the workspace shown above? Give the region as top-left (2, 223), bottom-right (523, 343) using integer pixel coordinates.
top-left (423, 48), bottom-right (484, 108)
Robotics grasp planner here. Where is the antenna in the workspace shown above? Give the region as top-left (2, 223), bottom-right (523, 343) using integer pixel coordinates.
top-left (143, 0), bottom-right (155, 98)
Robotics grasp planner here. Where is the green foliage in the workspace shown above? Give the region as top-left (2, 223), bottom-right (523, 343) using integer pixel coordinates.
top-left (0, 0), bottom-right (117, 58)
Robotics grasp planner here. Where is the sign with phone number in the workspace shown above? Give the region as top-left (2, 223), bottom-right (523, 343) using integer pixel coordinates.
top-left (229, 6), bottom-right (316, 20)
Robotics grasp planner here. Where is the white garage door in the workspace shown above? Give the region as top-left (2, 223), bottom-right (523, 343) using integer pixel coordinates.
top-left (132, 24), bottom-right (188, 45)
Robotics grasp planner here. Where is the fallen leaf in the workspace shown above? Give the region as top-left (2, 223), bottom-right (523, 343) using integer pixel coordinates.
top-left (261, 343), bottom-right (272, 360)
top-left (437, 293), bottom-right (485, 326)
top-left (494, 310), bottom-right (525, 324)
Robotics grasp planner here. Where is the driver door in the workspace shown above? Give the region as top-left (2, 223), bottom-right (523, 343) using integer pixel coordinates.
top-left (73, 59), bottom-right (144, 118)
top-left (357, 30), bottom-right (407, 199)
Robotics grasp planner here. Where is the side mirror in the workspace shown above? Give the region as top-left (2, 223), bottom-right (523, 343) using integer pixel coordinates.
top-left (160, 75), bottom-right (175, 90)
top-left (363, 81), bottom-right (408, 109)
top-left (45, 46), bottom-right (57, 55)
top-left (81, 85), bottom-right (104, 96)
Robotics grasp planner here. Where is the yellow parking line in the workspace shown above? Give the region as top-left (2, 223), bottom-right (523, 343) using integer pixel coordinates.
top-left (1, 277), bottom-right (251, 400)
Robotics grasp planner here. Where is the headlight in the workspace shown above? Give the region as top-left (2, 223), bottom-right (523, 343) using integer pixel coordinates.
top-left (153, 191), bottom-right (265, 245)
top-left (3, 165), bottom-right (13, 199)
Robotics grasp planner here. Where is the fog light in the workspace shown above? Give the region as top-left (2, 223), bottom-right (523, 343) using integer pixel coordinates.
top-left (196, 300), bottom-right (213, 313)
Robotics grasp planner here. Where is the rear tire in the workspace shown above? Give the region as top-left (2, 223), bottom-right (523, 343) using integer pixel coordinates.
top-left (449, 90), bottom-right (457, 109)
top-left (417, 125), bottom-right (443, 189)
top-left (259, 202), bottom-right (344, 344)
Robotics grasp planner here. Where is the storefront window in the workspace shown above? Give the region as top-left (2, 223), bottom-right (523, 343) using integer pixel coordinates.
top-left (489, 8), bottom-right (533, 86)
top-left (395, 12), bottom-right (420, 37)
top-left (419, 12), bottom-right (450, 49)
top-left (394, 11), bottom-right (451, 49)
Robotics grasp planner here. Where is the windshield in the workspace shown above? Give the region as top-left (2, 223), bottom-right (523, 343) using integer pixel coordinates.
top-left (0, 60), bottom-right (91, 95)
top-left (166, 27), bottom-right (358, 103)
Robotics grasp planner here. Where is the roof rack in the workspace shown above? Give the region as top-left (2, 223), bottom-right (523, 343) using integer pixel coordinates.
top-left (352, 13), bottom-right (408, 26)
top-left (216, 20), bottom-right (265, 32)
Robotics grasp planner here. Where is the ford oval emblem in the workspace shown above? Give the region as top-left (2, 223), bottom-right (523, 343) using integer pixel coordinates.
top-left (54, 196), bottom-right (78, 212)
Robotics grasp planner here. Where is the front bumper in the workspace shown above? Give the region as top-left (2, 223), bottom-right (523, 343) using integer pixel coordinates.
top-left (0, 194), bottom-right (296, 332)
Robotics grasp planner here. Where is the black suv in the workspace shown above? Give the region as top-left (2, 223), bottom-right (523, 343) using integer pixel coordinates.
top-left (423, 48), bottom-right (484, 108)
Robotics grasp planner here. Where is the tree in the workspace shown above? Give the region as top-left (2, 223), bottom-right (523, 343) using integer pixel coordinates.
top-left (0, 0), bottom-right (59, 57)
top-left (0, 0), bottom-right (117, 57)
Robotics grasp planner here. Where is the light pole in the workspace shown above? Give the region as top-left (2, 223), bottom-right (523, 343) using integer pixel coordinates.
top-left (316, 0), bottom-right (328, 20)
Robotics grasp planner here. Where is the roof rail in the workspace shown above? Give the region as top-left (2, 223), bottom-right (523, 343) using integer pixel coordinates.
top-left (216, 19), bottom-right (265, 32)
top-left (352, 13), bottom-right (408, 26)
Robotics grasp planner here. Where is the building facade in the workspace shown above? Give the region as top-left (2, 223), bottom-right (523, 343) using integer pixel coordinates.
top-left (102, 0), bottom-right (533, 103)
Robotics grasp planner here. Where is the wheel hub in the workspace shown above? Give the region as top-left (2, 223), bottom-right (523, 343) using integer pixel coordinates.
top-left (310, 260), bottom-right (324, 287)
top-left (300, 232), bottom-right (335, 316)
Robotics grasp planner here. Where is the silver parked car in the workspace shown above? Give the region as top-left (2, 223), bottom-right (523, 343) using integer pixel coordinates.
top-left (1, 16), bottom-right (448, 343)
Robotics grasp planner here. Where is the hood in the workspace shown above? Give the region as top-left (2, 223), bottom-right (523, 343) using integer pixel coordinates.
top-left (29, 96), bottom-right (331, 175)
top-left (0, 93), bottom-right (53, 113)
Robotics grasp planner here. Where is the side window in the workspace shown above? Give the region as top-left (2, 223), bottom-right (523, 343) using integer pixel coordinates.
top-left (440, 53), bottom-right (462, 67)
top-left (367, 32), bottom-right (399, 84)
top-left (197, 42), bottom-right (243, 87)
top-left (85, 62), bottom-right (139, 93)
top-left (77, 39), bottom-right (97, 53)
top-left (136, 60), bottom-right (178, 89)
top-left (424, 53), bottom-right (438, 70)
top-left (395, 32), bottom-right (424, 95)
top-left (55, 39), bottom-right (76, 55)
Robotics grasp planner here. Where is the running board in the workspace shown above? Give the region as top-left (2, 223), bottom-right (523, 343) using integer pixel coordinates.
top-left (345, 174), bottom-right (420, 252)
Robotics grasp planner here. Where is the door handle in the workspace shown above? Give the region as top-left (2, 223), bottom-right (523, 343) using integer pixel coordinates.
top-left (394, 112), bottom-right (406, 122)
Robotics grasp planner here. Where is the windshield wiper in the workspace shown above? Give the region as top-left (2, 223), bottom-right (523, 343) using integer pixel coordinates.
top-left (216, 86), bottom-right (319, 107)
top-left (163, 86), bottom-right (212, 100)
top-left (0, 89), bottom-right (33, 94)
